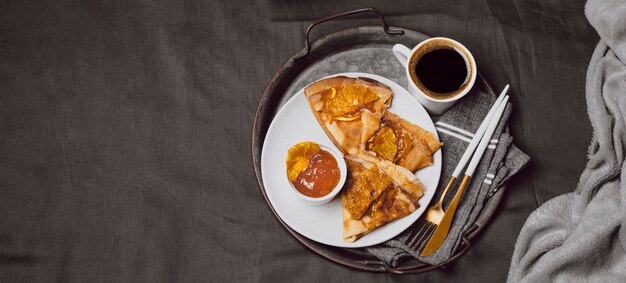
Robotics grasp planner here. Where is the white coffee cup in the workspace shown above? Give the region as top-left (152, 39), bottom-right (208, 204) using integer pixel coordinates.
top-left (392, 37), bottom-right (476, 115)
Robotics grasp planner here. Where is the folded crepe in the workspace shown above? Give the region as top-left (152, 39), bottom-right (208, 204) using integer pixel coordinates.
top-left (364, 111), bottom-right (442, 172)
top-left (342, 155), bottom-right (424, 242)
top-left (304, 76), bottom-right (393, 156)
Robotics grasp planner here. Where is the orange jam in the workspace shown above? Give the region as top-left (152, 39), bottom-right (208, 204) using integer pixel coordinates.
top-left (286, 142), bottom-right (340, 198)
top-left (293, 150), bottom-right (340, 198)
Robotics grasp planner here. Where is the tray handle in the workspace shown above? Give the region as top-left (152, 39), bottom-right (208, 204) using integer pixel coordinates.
top-left (294, 7), bottom-right (404, 61)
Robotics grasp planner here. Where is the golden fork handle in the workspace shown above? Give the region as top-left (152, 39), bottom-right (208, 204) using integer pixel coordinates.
top-left (436, 176), bottom-right (457, 207)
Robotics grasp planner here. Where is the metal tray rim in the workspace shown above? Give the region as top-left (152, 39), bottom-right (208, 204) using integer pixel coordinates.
top-left (251, 23), bottom-right (504, 274)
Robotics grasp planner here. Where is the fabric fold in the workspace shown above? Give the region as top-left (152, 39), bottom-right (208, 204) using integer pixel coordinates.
top-left (507, 0), bottom-right (626, 281)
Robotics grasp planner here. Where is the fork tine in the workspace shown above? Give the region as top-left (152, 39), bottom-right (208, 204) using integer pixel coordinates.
top-left (411, 222), bottom-right (436, 250)
top-left (408, 223), bottom-right (432, 249)
top-left (408, 222), bottom-right (429, 250)
top-left (406, 226), bottom-right (424, 248)
top-left (415, 224), bottom-right (437, 252)
top-left (405, 223), bottom-right (427, 247)
top-left (404, 217), bottom-right (427, 245)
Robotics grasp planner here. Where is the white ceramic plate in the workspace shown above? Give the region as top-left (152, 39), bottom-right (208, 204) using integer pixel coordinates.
top-left (261, 72), bottom-right (441, 248)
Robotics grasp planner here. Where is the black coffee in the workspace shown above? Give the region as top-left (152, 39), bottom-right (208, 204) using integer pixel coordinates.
top-left (414, 48), bottom-right (467, 94)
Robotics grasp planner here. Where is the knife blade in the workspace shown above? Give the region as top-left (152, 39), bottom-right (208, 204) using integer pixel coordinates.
top-left (420, 174), bottom-right (471, 256)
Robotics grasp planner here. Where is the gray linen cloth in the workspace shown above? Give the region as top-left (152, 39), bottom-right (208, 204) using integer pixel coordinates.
top-left (508, 0), bottom-right (626, 281)
top-left (367, 89), bottom-right (530, 266)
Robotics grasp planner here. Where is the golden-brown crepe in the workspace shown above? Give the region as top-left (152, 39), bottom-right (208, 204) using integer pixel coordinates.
top-left (364, 112), bottom-right (442, 171)
top-left (342, 157), bottom-right (393, 221)
top-left (304, 76), bottom-right (392, 156)
top-left (341, 155), bottom-right (424, 242)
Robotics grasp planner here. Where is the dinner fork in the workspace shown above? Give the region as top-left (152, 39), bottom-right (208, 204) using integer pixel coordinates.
top-left (405, 177), bottom-right (457, 251)
top-left (404, 85), bottom-right (510, 253)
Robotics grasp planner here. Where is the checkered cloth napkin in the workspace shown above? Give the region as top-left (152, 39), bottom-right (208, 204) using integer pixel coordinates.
top-left (366, 88), bottom-right (530, 266)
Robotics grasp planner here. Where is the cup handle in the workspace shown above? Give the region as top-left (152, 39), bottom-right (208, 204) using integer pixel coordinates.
top-left (392, 44), bottom-right (413, 68)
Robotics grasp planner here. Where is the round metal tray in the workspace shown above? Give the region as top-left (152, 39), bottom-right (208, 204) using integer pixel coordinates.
top-left (251, 8), bottom-right (505, 274)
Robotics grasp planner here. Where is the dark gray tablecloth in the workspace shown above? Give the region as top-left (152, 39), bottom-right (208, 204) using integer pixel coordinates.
top-left (0, 0), bottom-right (598, 282)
